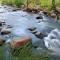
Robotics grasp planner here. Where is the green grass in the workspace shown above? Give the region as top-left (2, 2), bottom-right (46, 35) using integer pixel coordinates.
top-left (8, 40), bottom-right (50, 60)
top-left (0, 40), bottom-right (50, 60)
top-left (1, 0), bottom-right (24, 7)
top-left (0, 0), bottom-right (60, 8)
top-left (0, 46), bottom-right (4, 60)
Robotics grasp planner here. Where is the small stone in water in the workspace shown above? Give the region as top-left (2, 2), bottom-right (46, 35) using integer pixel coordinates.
top-left (28, 27), bottom-right (36, 31)
top-left (31, 30), bottom-right (37, 34)
top-left (7, 25), bottom-right (12, 28)
top-left (0, 22), bottom-right (2, 26)
top-left (36, 16), bottom-right (43, 19)
top-left (35, 32), bottom-right (44, 39)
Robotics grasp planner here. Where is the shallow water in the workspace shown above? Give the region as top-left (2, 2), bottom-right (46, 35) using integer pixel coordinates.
top-left (0, 5), bottom-right (60, 60)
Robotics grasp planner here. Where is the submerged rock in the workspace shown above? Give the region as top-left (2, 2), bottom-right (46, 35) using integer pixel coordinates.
top-left (51, 13), bottom-right (56, 18)
top-left (10, 36), bottom-right (32, 48)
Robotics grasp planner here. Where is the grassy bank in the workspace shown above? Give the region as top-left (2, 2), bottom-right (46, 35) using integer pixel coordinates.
top-left (9, 40), bottom-right (50, 60)
top-left (1, 0), bottom-right (60, 8)
top-left (0, 40), bottom-right (50, 60)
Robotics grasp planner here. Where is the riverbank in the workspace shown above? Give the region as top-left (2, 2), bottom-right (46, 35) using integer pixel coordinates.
top-left (0, 3), bottom-right (60, 20)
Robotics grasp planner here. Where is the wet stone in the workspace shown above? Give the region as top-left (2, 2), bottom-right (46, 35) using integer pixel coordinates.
top-left (51, 13), bottom-right (56, 18)
top-left (7, 25), bottom-right (12, 28)
top-left (12, 9), bottom-right (17, 11)
top-left (36, 15), bottom-right (43, 19)
top-left (1, 28), bottom-right (11, 35)
top-left (28, 27), bottom-right (36, 31)
top-left (31, 30), bottom-right (37, 34)
top-left (43, 11), bottom-right (48, 15)
top-left (35, 32), bottom-right (44, 39)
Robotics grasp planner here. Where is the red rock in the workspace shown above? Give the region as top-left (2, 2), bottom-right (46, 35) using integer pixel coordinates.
top-left (10, 36), bottom-right (32, 48)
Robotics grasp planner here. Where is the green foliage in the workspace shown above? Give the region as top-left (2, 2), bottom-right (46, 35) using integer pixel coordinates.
top-left (9, 40), bottom-right (50, 60)
top-left (1, 0), bottom-right (60, 8)
top-left (1, 0), bottom-right (24, 6)
top-left (0, 47), bottom-right (3, 60)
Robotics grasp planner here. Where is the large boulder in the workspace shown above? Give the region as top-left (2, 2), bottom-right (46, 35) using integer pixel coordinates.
top-left (10, 36), bottom-right (32, 48)
top-left (1, 21), bottom-right (6, 25)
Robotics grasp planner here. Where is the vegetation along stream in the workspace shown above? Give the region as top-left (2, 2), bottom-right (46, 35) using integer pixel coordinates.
top-left (0, 1), bottom-right (60, 60)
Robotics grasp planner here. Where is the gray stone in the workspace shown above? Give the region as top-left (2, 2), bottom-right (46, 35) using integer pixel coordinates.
top-left (1, 28), bottom-right (11, 35)
top-left (36, 15), bottom-right (43, 19)
top-left (31, 30), bottom-right (37, 34)
top-left (35, 32), bottom-right (44, 39)
top-left (28, 27), bottom-right (36, 31)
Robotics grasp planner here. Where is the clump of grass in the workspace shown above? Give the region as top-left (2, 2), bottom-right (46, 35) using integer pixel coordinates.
top-left (9, 40), bottom-right (50, 60)
top-left (0, 47), bottom-right (3, 60)
top-left (1, 0), bottom-right (24, 7)
top-left (1, 0), bottom-right (60, 8)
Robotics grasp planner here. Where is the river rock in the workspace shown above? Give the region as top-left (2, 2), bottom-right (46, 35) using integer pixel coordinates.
top-left (36, 15), bottom-right (43, 19)
top-left (1, 21), bottom-right (6, 25)
top-left (43, 11), bottom-right (48, 15)
top-left (26, 8), bottom-right (32, 12)
top-left (35, 32), bottom-right (44, 39)
top-left (31, 30), bottom-right (37, 34)
top-left (28, 27), bottom-right (36, 31)
top-left (10, 36), bottom-right (32, 48)
top-left (39, 11), bottom-right (44, 15)
top-left (0, 22), bottom-right (2, 26)
top-left (32, 8), bottom-right (39, 13)
top-left (51, 13), bottom-right (56, 18)
top-left (1, 28), bottom-right (11, 35)
top-left (7, 25), bottom-right (12, 28)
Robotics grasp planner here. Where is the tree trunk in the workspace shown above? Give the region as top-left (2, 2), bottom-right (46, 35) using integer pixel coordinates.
top-left (52, 0), bottom-right (56, 10)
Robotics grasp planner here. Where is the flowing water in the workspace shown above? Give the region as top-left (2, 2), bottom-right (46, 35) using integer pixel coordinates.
top-left (0, 5), bottom-right (60, 60)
